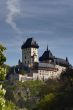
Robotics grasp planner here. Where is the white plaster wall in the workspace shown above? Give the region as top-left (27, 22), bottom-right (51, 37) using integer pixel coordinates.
top-left (32, 73), bottom-right (38, 80)
top-left (19, 74), bottom-right (28, 82)
top-left (31, 48), bottom-right (38, 62)
top-left (33, 70), bottom-right (54, 80)
top-left (32, 65), bottom-right (66, 80)
top-left (19, 74), bottom-right (33, 82)
top-left (55, 65), bottom-right (66, 75)
top-left (22, 48), bottom-right (38, 66)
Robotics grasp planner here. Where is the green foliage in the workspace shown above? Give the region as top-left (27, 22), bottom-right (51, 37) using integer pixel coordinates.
top-left (0, 44), bottom-right (6, 80)
top-left (3, 64), bottom-right (10, 74)
top-left (0, 44), bottom-right (6, 66)
top-left (22, 80), bottom-right (44, 96)
top-left (37, 93), bottom-right (56, 110)
top-left (61, 68), bottom-right (73, 78)
top-left (2, 67), bottom-right (73, 110)
top-left (0, 85), bottom-right (6, 110)
top-left (35, 68), bottom-right (73, 110)
top-left (0, 44), bottom-right (7, 110)
top-left (19, 69), bottom-right (27, 75)
top-left (0, 67), bottom-right (6, 80)
top-left (3, 80), bottom-right (44, 110)
top-left (5, 101), bottom-right (19, 110)
top-left (39, 79), bottom-right (61, 98)
top-left (0, 44), bottom-right (19, 110)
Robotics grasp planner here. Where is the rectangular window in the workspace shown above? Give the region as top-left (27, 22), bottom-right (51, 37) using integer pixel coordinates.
top-left (28, 61), bottom-right (29, 64)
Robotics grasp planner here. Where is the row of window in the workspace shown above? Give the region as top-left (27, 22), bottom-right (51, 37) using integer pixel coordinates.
top-left (24, 56), bottom-right (30, 59)
top-left (24, 55), bottom-right (37, 60)
top-left (25, 61), bottom-right (29, 64)
top-left (23, 48), bottom-right (37, 53)
top-left (39, 70), bottom-right (54, 75)
top-left (24, 51), bottom-right (37, 54)
top-left (23, 52), bottom-right (37, 56)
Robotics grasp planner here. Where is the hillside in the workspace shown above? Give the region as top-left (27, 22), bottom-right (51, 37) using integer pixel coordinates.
top-left (2, 68), bottom-right (73, 110)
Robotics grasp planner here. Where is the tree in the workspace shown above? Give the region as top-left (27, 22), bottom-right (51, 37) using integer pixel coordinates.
top-left (0, 44), bottom-right (22, 110)
top-left (0, 44), bottom-right (6, 80)
top-left (36, 69), bottom-right (73, 110)
top-left (0, 85), bottom-right (6, 110)
top-left (0, 44), bottom-right (6, 65)
top-left (0, 44), bottom-right (6, 110)
top-left (60, 68), bottom-right (73, 86)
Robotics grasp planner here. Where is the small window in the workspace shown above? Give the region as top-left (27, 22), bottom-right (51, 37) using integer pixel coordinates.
top-left (25, 61), bottom-right (26, 64)
top-left (28, 61), bottom-right (29, 64)
top-left (25, 56), bottom-right (26, 59)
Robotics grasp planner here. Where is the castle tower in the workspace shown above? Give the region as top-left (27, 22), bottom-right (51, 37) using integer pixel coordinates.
top-left (21, 38), bottom-right (39, 67)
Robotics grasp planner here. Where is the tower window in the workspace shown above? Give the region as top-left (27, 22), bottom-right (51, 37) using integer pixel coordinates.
top-left (28, 61), bottom-right (29, 64)
top-left (25, 56), bottom-right (26, 59)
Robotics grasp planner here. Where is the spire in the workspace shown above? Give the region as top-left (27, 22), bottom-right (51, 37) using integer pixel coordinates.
top-left (47, 45), bottom-right (48, 51)
top-left (18, 59), bottom-right (21, 65)
top-left (66, 57), bottom-right (69, 64)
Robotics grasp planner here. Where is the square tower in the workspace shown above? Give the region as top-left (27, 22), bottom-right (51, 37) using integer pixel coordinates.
top-left (21, 38), bottom-right (39, 67)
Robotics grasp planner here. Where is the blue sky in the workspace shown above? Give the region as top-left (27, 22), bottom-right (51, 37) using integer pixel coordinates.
top-left (0, 0), bottom-right (73, 66)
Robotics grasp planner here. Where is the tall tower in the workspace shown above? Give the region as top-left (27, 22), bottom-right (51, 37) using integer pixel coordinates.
top-left (21, 38), bottom-right (39, 67)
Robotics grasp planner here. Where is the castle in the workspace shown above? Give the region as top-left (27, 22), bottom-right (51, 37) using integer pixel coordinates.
top-left (7, 38), bottom-right (71, 81)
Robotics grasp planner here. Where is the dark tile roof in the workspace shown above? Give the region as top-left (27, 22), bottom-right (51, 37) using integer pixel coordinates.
top-left (6, 64), bottom-right (30, 77)
top-left (39, 47), bottom-right (70, 67)
top-left (39, 47), bottom-right (54, 61)
top-left (21, 38), bottom-right (39, 49)
top-left (13, 64), bottom-right (30, 73)
top-left (39, 63), bottom-right (55, 68)
top-left (54, 58), bottom-right (69, 67)
top-left (33, 62), bottom-right (55, 70)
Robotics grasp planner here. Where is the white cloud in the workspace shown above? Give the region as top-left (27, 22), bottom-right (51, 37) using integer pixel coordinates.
top-left (6, 0), bottom-right (22, 34)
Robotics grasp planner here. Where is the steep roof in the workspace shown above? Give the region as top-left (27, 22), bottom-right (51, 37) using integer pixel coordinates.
top-left (39, 46), bottom-right (70, 67)
top-left (39, 46), bottom-right (54, 61)
top-left (21, 38), bottom-right (39, 49)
